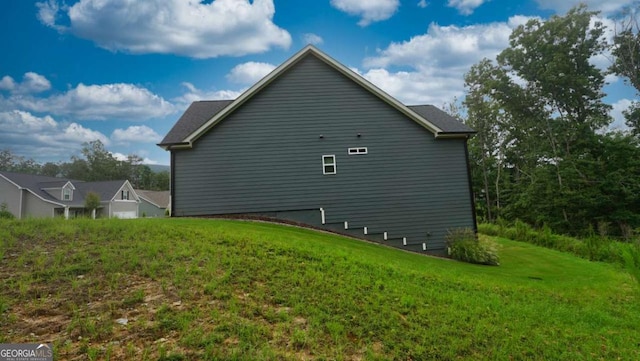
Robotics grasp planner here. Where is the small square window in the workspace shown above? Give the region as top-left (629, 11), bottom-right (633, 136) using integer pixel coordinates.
top-left (121, 190), bottom-right (130, 200)
top-left (322, 155), bottom-right (336, 175)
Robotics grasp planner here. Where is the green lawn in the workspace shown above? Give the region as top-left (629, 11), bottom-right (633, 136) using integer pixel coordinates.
top-left (0, 218), bottom-right (638, 360)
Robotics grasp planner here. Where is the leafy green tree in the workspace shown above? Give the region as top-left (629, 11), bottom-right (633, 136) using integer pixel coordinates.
top-left (610, 4), bottom-right (640, 135)
top-left (463, 59), bottom-right (508, 222)
top-left (84, 191), bottom-right (101, 219)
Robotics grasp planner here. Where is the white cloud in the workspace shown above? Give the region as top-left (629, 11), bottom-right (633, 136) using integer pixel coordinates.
top-left (110, 152), bottom-right (128, 161)
top-left (142, 157), bottom-right (160, 165)
top-left (14, 83), bottom-right (174, 120)
top-left (417, 0), bottom-right (429, 8)
top-left (226, 62), bottom-right (276, 84)
top-left (37, 0), bottom-right (291, 58)
top-left (174, 82), bottom-right (242, 109)
top-left (365, 19), bottom-right (519, 69)
top-left (0, 110), bottom-right (109, 161)
top-left (302, 33), bottom-right (324, 45)
top-left (447, 0), bottom-right (487, 15)
top-left (36, 0), bottom-right (62, 29)
top-left (534, 0), bottom-right (636, 15)
top-left (361, 17), bottom-right (531, 105)
top-left (112, 125), bottom-right (162, 143)
top-left (20, 72), bottom-right (52, 93)
top-left (331, 0), bottom-right (399, 26)
top-left (357, 68), bottom-right (464, 105)
top-left (610, 98), bottom-right (632, 130)
top-left (0, 76), bottom-right (16, 91)
top-left (0, 72), bottom-right (51, 94)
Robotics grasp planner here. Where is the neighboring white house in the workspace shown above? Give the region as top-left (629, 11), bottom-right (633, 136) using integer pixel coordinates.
top-left (0, 171), bottom-right (140, 219)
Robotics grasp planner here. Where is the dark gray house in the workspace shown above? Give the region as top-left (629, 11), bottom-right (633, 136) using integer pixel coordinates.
top-left (159, 45), bottom-right (476, 255)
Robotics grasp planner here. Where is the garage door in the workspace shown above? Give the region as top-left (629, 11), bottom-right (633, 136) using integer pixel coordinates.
top-left (113, 211), bottom-right (137, 219)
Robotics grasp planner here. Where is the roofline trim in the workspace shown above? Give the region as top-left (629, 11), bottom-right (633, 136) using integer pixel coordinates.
top-left (434, 131), bottom-right (477, 139)
top-left (181, 45), bottom-right (445, 146)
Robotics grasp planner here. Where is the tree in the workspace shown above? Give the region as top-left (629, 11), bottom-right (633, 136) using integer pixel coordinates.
top-left (463, 59), bottom-right (507, 222)
top-left (610, 3), bottom-right (640, 134)
top-left (462, 5), bottom-right (636, 235)
top-left (84, 192), bottom-right (101, 219)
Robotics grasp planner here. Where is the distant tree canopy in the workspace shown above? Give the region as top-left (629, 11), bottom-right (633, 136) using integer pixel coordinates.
top-left (0, 140), bottom-right (169, 191)
top-left (462, 4), bottom-right (640, 239)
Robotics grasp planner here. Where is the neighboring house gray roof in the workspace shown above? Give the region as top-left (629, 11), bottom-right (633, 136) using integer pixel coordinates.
top-left (135, 190), bottom-right (170, 208)
top-left (159, 100), bottom-right (233, 145)
top-left (158, 45), bottom-right (474, 149)
top-left (0, 171), bottom-right (132, 207)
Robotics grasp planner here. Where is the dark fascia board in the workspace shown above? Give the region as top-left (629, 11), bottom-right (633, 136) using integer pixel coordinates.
top-left (169, 45), bottom-right (464, 149)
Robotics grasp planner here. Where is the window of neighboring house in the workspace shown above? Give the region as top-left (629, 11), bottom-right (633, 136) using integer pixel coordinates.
top-left (348, 147), bottom-right (368, 155)
top-left (322, 155), bottom-right (336, 175)
top-left (121, 190), bottom-right (130, 200)
top-left (63, 188), bottom-right (72, 201)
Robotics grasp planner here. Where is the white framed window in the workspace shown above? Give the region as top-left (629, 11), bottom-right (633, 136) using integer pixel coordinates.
top-left (322, 155), bottom-right (336, 175)
top-left (121, 190), bottom-right (130, 200)
top-left (62, 188), bottom-right (72, 201)
top-left (348, 147), bottom-right (368, 155)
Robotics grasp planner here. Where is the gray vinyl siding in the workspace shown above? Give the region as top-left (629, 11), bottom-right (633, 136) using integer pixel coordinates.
top-left (0, 178), bottom-right (22, 218)
top-left (173, 55), bottom-right (474, 254)
top-left (23, 192), bottom-right (56, 218)
top-left (139, 199), bottom-right (166, 218)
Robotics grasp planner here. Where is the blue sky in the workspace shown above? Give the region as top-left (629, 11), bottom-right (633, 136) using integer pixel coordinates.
top-left (1, 0), bottom-right (636, 166)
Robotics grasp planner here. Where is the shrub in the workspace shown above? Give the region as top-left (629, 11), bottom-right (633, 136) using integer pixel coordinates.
top-left (621, 241), bottom-right (640, 284)
top-left (446, 228), bottom-right (500, 266)
top-left (0, 202), bottom-right (14, 219)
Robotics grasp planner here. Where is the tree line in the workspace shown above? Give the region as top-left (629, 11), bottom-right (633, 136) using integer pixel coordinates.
top-left (0, 140), bottom-right (169, 191)
top-left (460, 4), bottom-right (640, 239)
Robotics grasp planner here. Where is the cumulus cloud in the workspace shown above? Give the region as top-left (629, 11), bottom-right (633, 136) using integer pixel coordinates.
top-left (302, 33), bottom-right (324, 45)
top-left (330, 0), bottom-right (399, 26)
top-left (0, 72), bottom-right (51, 94)
top-left (610, 98), bottom-right (633, 130)
top-left (112, 125), bottom-right (162, 143)
top-left (173, 82), bottom-right (242, 109)
top-left (0, 110), bottom-right (109, 161)
top-left (447, 0), bottom-right (487, 15)
top-left (14, 83), bottom-right (174, 120)
top-left (417, 0), bottom-right (429, 8)
top-left (36, 0), bottom-right (291, 58)
top-left (226, 62), bottom-right (277, 84)
top-left (360, 17), bottom-right (532, 105)
top-left (0, 76), bottom-right (16, 91)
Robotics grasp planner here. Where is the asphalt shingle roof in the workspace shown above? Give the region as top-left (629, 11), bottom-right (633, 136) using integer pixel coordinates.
top-left (159, 100), bottom-right (233, 145)
top-left (407, 105), bottom-right (475, 134)
top-left (135, 189), bottom-right (170, 208)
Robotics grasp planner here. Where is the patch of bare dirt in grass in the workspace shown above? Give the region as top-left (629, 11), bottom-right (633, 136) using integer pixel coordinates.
top-left (0, 272), bottom-right (191, 360)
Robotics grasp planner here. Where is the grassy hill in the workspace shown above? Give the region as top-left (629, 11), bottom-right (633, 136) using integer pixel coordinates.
top-left (1, 218), bottom-right (638, 360)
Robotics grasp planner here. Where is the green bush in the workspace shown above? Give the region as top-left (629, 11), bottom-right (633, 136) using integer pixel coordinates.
top-left (446, 228), bottom-right (500, 266)
top-left (0, 203), bottom-right (14, 219)
top-left (621, 241), bottom-right (640, 284)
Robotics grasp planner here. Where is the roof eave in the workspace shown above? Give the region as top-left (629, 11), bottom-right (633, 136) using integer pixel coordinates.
top-left (157, 142), bottom-right (192, 151)
top-left (435, 131), bottom-right (477, 139)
